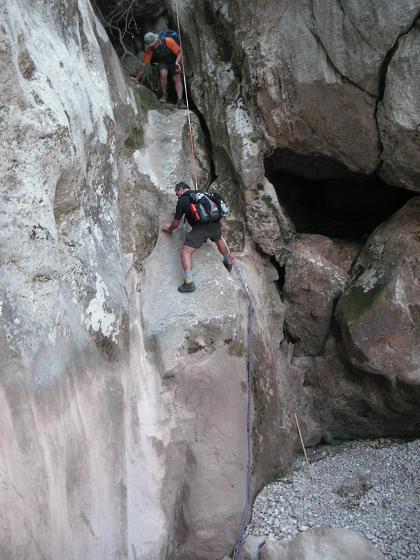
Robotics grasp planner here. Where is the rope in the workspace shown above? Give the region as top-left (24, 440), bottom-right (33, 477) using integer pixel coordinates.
top-left (222, 239), bottom-right (255, 560)
top-left (174, 0), bottom-right (198, 189)
top-left (172, 2), bottom-right (254, 553)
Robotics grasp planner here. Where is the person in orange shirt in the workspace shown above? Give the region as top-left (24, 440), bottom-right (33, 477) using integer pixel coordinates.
top-left (132, 32), bottom-right (186, 108)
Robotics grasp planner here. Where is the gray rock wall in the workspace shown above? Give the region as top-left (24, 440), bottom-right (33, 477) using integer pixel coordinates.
top-left (177, 0), bottom-right (420, 436)
top-left (1, 1), bottom-right (303, 558)
top-left (1, 0), bottom-right (134, 557)
top-left (179, 0), bottom-right (420, 190)
top-left (2, 0), bottom-right (420, 558)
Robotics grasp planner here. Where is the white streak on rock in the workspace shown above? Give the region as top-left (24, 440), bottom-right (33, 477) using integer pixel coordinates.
top-left (84, 276), bottom-right (116, 338)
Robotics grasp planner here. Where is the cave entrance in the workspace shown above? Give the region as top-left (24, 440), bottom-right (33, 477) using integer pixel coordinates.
top-left (265, 149), bottom-right (414, 240)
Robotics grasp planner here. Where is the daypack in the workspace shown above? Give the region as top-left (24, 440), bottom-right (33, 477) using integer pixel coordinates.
top-left (188, 191), bottom-right (229, 224)
top-left (159, 29), bottom-right (181, 46)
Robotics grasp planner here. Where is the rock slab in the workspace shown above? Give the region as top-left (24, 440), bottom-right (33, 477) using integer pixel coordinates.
top-left (259, 528), bottom-right (385, 560)
top-left (335, 197), bottom-right (420, 385)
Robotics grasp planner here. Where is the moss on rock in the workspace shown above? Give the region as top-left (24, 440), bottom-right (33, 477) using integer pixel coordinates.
top-left (336, 283), bottom-right (386, 325)
top-left (123, 127), bottom-right (144, 152)
top-left (262, 194), bottom-right (293, 243)
top-left (409, 304), bottom-right (420, 332)
top-left (136, 85), bottom-right (160, 111)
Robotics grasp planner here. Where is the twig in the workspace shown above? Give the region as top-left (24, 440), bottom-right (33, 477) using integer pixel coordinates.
top-left (294, 412), bottom-right (313, 478)
top-left (91, 0), bottom-right (138, 61)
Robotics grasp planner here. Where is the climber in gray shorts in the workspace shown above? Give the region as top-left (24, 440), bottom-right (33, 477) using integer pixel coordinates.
top-left (161, 182), bottom-right (233, 293)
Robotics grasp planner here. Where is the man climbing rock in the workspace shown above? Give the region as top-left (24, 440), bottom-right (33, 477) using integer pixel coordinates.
top-left (161, 182), bottom-right (233, 293)
top-left (132, 31), bottom-right (187, 109)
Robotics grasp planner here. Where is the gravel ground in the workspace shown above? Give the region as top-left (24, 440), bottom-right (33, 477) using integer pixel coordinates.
top-left (248, 439), bottom-right (420, 559)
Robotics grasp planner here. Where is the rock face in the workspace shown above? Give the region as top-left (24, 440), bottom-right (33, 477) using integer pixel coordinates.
top-left (122, 88), bottom-right (305, 558)
top-left (1, 1), bottom-right (306, 558)
top-left (180, 0), bottom-right (420, 185)
top-left (296, 333), bottom-right (420, 439)
top-left (1, 1), bottom-right (135, 557)
top-left (258, 529), bottom-right (385, 560)
top-left (283, 235), bottom-right (359, 356)
top-left (2, 0), bottom-right (420, 558)
top-left (378, 21), bottom-right (420, 191)
top-left (335, 198), bottom-right (420, 385)
top-left (177, 0), bottom-right (420, 439)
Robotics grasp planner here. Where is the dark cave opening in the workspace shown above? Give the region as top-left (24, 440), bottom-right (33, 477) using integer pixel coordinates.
top-left (265, 149), bottom-right (414, 240)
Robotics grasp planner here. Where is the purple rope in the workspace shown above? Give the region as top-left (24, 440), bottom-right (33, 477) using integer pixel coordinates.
top-left (232, 259), bottom-right (254, 560)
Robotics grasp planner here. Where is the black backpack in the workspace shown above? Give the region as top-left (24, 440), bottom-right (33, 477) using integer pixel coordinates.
top-left (188, 191), bottom-right (229, 224)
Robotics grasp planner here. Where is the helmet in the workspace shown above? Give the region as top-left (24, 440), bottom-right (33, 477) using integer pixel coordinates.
top-left (144, 32), bottom-right (159, 49)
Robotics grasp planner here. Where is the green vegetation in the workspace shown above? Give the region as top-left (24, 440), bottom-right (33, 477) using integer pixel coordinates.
top-left (262, 194), bottom-right (293, 243)
top-left (409, 304), bottom-right (420, 331)
top-left (330, 435), bottom-right (354, 447)
top-left (336, 283), bottom-right (385, 324)
top-left (137, 86), bottom-right (161, 111)
top-left (123, 127), bottom-right (144, 152)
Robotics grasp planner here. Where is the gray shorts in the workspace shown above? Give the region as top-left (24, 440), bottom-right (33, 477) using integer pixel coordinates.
top-left (184, 221), bottom-right (222, 249)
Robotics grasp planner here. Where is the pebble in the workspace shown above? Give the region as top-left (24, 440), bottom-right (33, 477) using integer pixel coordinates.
top-left (247, 439), bottom-right (420, 560)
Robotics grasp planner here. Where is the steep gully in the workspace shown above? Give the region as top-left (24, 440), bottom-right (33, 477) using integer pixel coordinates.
top-left (91, 2), bottom-right (419, 557)
top-left (94, 0), bottom-right (417, 243)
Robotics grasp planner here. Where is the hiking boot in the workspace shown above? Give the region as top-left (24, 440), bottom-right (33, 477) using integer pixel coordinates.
top-left (159, 95), bottom-right (167, 103)
top-left (223, 256), bottom-right (233, 272)
top-left (177, 99), bottom-right (187, 109)
top-left (178, 280), bottom-right (196, 293)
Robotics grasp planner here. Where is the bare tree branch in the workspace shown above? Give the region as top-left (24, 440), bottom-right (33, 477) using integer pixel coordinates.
top-left (91, 0), bottom-right (138, 61)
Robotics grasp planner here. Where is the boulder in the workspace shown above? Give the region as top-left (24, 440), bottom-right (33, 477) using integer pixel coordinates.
top-left (294, 332), bottom-right (420, 439)
top-left (283, 235), bottom-right (359, 356)
top-left (245, 177), bottom-right (295, 260)
top-left (242, 535), bottom-right (266, 560)
top-left (378, 22), bottom-right (420, 192)
top-left (259, 528), bottom-right (385, 560)
top-left (312, 0), bottom-right (420, 96)
top-left (335, 197), bottom-right (420, 385)
top-left (180, 0), bottom-right (385, 181)
top-left (176, 0), bottom-right (420, 274)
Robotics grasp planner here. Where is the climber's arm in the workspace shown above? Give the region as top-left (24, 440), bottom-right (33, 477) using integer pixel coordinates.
top-left (161, 219), bottom-right (180, 232)
top-left (166, 38), bottom-right (182, 71)
top-left (131, 50), bottom-right (153, 81)
top-left (162, 196), bottom-right (186, 231)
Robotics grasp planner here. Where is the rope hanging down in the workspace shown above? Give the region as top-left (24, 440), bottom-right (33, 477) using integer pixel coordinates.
top-left (174, 0), bottom-right (198, 190)
top-left (223, 239), bottom-right (255, 560)
top-left (173, 1), bottom-right (255, 551)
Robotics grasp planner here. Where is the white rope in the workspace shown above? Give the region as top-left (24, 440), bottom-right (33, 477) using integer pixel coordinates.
top-left (174, 0), bottom-right (198, 189)
top-left (172, 6), bottom-right (255, 557)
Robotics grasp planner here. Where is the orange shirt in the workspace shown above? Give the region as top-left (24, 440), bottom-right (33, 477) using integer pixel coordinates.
top-left (143, 37), bottom-right (181, 64)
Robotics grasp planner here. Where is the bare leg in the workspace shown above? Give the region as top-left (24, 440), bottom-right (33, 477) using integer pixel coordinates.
top-left (181, 245), bottom-right (195, 272)
top-left (215, 238), bottom-right (233, 271)
top-left (215, 238), bottom-right (229, 257)
top-left (173, 72), bottom-right (183, 102)
top-left (159, 68), bottom-right (168, 98)
top-left (178, 245), bottom-right (196, 292)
